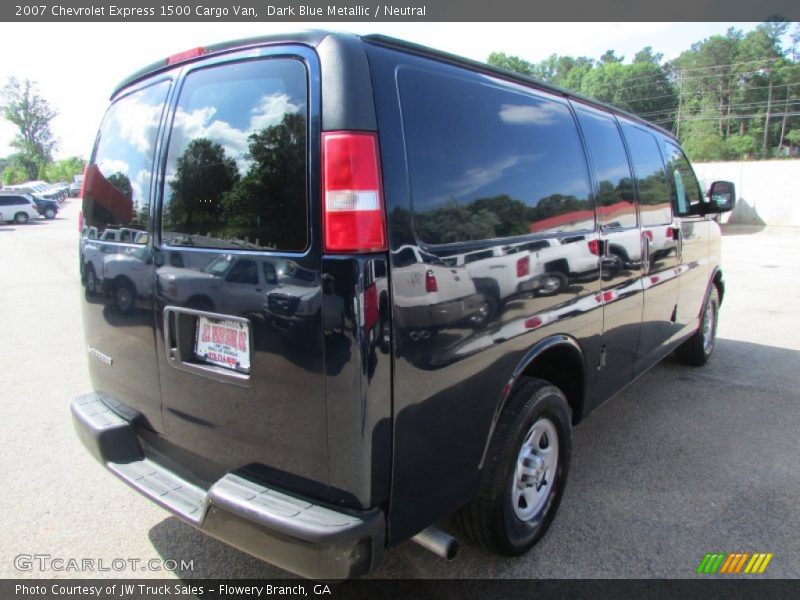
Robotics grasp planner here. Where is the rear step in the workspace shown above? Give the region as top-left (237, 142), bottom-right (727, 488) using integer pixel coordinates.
top-left (71, 393), bottom-right (385, 579)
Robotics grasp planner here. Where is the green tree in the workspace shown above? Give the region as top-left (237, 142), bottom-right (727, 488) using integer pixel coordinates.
top-left (487, 52), bottom-right (536, 77)
top-left (1, 77), bottom-right (58, 179)
top-left (168, 138), bottom-right (239, 231)
top-left (43, 156), bottom-right (86, 183)
top-left (220, 113), bottom-right (305, 245)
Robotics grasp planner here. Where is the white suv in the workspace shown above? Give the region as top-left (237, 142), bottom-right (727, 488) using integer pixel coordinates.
top-left (0, 194), bottom-right (39, 224)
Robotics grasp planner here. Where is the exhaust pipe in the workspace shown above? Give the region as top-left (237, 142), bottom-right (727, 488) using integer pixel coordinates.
top-left (411, 526), bottom-right (459, 560)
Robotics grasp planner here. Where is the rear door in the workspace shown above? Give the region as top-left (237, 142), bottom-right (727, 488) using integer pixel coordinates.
top-left (80, 77), bottom-right (173, 432)
top-left (151, 48), bottom-right (330, 494)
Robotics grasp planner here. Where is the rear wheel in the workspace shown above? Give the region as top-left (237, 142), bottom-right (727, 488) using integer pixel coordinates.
top-left (457, 377), bottom-right (572, 555)
top-left (675, 286), bottom-right (719, 366)
top-left (85, 265), bottom-right (98, 295)
top-left (14, 212), bottom-right (29, 224)
top-left (536, 272), bottom-right (568, 296)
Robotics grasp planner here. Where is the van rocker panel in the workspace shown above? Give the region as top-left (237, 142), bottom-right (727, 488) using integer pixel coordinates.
top-left (71, 393), bottom-right (385, 580)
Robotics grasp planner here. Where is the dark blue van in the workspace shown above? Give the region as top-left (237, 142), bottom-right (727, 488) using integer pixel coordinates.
top-left (72, 32), bottom-right (735, 579)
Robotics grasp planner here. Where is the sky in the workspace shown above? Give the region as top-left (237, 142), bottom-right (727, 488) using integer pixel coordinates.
top-left (0, 21), bottom-right (766, 161)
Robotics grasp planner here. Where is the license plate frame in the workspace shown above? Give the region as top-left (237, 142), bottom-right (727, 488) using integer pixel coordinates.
top-left (194, 315), bottom-right (251, 373)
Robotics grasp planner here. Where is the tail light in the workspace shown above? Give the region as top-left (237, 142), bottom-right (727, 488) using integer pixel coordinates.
top-left (78, 210), bottom-right (83, 234)
top-left (79, 166), bottom-right (88, 199)
top-left (322, 132), bottom-right (386, 253)
top-left (588, 239), bottom-right (600, 256)
top-left (516, 255), bottom-right (530, 277)
top-left (167, 46), bottom-right (206, 65)
top-left (425, 269), bottom-right (438, 293)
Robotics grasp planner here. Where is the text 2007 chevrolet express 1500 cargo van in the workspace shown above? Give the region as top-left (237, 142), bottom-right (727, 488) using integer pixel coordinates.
top-left (72, 32), bottom-right (735, 579)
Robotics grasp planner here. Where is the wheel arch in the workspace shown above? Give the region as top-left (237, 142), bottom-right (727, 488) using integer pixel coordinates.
top-left (478, 334), bottom-right (587, 469)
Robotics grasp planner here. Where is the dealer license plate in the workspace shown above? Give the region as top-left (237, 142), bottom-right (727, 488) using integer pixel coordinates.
top-left (194, 316), bottom-right (251, 372)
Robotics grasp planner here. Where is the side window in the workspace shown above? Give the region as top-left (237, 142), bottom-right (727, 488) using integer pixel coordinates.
top-left (226, 259), bottom-right (258, 284)
top-left (393, 247), bottom-right (418, 268)
top-left (84, 80), bottom-right (170, 244)
top-left (0, 198), bottom-right (10, 207)
top-left (662, 141), bottom-right (703, 217)
top-left (620, 122), bottom-right (672, 227)
top-left (574, 106), bottom-right (637, 229)
top-left (399, 68), bottom-right (593, 244)
top-left (262, 262), bottom-right (277, 285)
top-left (161, 59), bottom-right (308, 252)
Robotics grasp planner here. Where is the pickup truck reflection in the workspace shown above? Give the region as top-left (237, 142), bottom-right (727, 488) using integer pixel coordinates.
top-left (391, 245), bottom-right (485, 339)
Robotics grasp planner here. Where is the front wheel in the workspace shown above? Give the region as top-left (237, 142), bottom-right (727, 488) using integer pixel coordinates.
top-left (44, 207), bottom-right (56, 219)
top-left (675, 286), bottom-right (719, 366)
top-left (114, 279), bottom-right (136, 314)
top-left (14, 212), bottom-right (29, 224)
top-left (457, 377), bottom-right (572, 555)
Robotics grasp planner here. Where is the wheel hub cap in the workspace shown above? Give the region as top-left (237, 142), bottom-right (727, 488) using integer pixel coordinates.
top-left (512, 418), bottom-right (559, 521)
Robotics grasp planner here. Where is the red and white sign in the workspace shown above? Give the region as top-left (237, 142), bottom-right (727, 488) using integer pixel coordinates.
top-left (194, 316), bottom-right (250, 372)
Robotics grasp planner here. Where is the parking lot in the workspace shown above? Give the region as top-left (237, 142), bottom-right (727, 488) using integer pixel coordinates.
top-left (0, 200), bottom-right (798, 579)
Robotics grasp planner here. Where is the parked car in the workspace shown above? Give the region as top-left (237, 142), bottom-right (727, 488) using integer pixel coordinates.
top-left (29, 195), bottom-right (59, 219)
top-left (72, 32), bottom-right (735, 580)
top-left (0, 193), bottom-right (39, 224)
top-left (69, 174), bottom-right (84, 197)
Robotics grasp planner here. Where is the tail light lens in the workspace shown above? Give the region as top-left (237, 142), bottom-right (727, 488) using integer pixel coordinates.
top-left (588, 239), bottom-right (600, 256)
top-left (167, 46), bottom-right (206, 65)
top-left (322, 132), bottom-right (386, 253)
top-left (78, 210), bottom-right (83, 234)
top-left (425, 269), bottom-right (438, 293)
top-left (516, 255), bottom-right (530, 277)
top-left (79, 166), bottom-right (88, 199)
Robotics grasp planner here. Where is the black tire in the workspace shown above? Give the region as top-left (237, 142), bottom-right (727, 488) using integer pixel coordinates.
top-left (85, 264), bottom-right (98, 295)
top-left (114, 279), bottom-right (136, 314)
top-left (675, 286), bottom-right (719, 366)
top-left (457, 377), bottom-right (572, 555)
top-left (14, 212), bottom-right (29, 224)
top-left (44, 207), bottom-right (56, 219)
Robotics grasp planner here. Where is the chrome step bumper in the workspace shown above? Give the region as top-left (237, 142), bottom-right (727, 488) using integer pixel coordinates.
top-left (71, 393), bottom-right (385, 579)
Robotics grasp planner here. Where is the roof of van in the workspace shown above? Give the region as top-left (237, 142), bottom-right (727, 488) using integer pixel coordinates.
top-left (112, 30), bottom-right (676, 140)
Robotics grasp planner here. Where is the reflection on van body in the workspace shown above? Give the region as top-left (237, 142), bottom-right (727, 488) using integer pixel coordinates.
top-left (391, 244), bottom-right (485, 336)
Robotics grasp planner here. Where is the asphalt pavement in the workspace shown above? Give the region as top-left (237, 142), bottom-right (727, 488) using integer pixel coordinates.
top-left (0, 201), bottom-right (797, 579)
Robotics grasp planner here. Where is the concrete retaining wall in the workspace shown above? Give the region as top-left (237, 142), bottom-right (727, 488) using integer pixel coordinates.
top-left (692, 160), bottom-right (800, 227)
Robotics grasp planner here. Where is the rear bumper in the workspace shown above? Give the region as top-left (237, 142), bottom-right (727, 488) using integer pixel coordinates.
top-left (71, 393), bottom-right (385, 580)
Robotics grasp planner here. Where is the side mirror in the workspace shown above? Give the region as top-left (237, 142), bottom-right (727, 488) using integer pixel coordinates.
top-left (705, 181), bottom-right (736, 214)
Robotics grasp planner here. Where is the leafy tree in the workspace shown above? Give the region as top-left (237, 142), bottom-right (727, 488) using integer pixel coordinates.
top-left (168, 138), bottom-right (239, 231)
top-left (487, 52), bottom-right (536, 77)
top-left (220, 113), bottom-right (305, 246)
top-left (1, 77), bottom-right (58, 179)
top-left (43, 156), bottom-right (86, 183)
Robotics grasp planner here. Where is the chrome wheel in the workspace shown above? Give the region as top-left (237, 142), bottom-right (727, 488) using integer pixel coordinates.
top-left (512, 417), bottom-right (559, 521)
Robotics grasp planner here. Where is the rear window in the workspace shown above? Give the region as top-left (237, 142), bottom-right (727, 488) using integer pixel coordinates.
top-left (161, 58), bottom-right (308, 252)
top-left (83, 80), bottom-right (170, 243)
top-left (399, 68), bottom-right (593, 245)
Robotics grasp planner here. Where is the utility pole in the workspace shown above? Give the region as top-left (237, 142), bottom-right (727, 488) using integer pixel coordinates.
top-left (676, 70), bottom-right (684, 138)
top-left (763, 68), bottom-right (773, 157)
